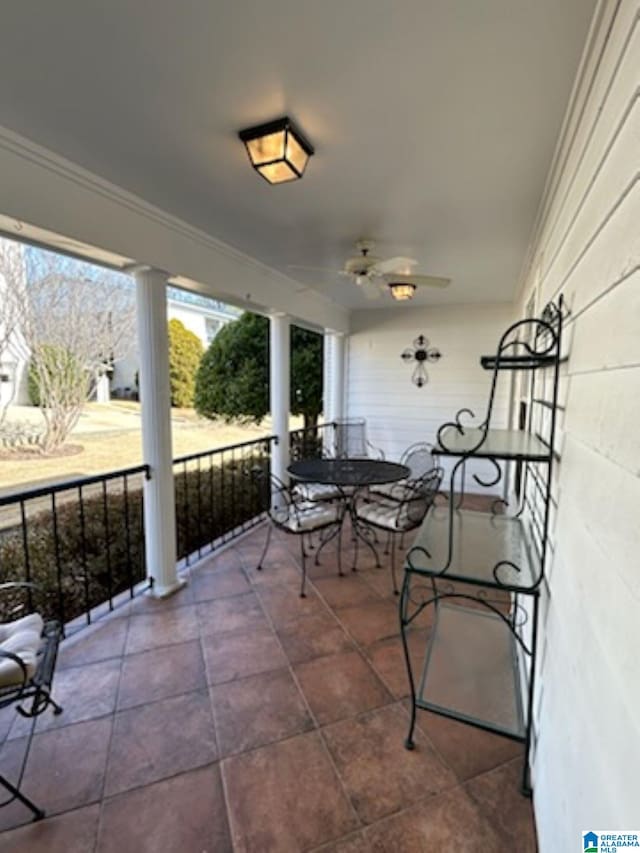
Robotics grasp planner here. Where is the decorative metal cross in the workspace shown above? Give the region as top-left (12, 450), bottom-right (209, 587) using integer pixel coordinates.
top-left (401, 335), bottom-right (442, 387)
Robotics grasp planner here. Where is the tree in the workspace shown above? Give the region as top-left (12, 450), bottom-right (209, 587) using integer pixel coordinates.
top-left (194, 312), bottom-right (323, 428)
top-left (168, 319), bottom-right (204, 408)
top-left (290, 326), bottom-right (323, 428)
top-left (195, 313), bottom-right (269, 424)
top-left (0, 237), bottom-right (135, 452)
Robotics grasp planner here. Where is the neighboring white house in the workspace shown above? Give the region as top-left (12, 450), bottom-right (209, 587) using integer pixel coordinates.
top-left (110, 287), bottom-right (240, 398)
top-left (0, 239), bottom-right (29, 410)
top-left (0, 244), bottom-right (241, 407)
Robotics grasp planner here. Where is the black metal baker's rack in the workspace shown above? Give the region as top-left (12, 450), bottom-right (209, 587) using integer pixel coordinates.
top-left (399, 297), bottom-right (564, 796)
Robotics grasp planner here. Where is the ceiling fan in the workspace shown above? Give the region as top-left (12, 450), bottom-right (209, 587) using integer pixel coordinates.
top-left (288, 239), bottom-right (450, 300)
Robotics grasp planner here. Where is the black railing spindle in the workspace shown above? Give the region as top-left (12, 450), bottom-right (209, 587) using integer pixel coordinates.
top-left (19, 500), bottom-right (33, 613)
top-left (102, 480), bottom-right (113, 610)
top-left (78, 484), bottom-right (91, 625)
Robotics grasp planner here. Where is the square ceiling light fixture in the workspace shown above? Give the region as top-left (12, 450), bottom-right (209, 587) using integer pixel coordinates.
top-left (388, 282), bottom-right (417, 301)
top-left (238, 116), bottom-right (314, 184)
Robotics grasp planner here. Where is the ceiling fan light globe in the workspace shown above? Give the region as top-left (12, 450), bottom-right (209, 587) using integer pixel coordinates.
top-left (388, 282), bottom-right (417, 301)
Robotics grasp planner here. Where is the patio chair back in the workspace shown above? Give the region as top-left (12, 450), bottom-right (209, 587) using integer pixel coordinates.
top-left (400, 442), bottom-right (436, 481)
top-left (333, 418), bottom-right (368, 458)
top-left (403, 466), bottom-right (443, 527)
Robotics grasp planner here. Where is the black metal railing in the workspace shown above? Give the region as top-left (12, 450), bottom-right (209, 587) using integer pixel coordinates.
top-left (0, 465), bottom-right (150, 630)
top-left (289, 422), bottom-right (335, 462)
top-left (0, 428), bottom-right (329, 633)
top-left (173, 435), bottom-right (275, 567)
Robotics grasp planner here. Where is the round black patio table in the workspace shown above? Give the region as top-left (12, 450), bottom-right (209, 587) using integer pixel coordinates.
top-left (287, 458), bottom-right (409, 488)
top-left (287, 457), bottom-right (410, 571)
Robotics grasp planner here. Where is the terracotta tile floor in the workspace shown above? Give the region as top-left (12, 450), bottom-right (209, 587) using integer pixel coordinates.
top-left (0, 515), bottom-right (537, 852)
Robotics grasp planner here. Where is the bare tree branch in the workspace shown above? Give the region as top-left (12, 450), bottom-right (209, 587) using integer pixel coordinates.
top-left (0, 237), bottom-right (136, 450)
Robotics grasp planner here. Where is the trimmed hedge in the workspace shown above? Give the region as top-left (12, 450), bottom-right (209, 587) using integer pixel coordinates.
top-left (168, 319), bottom-right (204, 408)
top-left (0, 454), bottom-right (270, 625)
top-left (289, 429), bottom-right (324, 462)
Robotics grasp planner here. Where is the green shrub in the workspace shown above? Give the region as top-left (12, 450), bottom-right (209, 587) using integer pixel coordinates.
top-left (27, 344), bottom-right (87, 407)
top-left (168, 319), bottom-right (204, 408)
top-left (195, 313), bottom-right (269, 424)
top-left (174, 452), bottom-right (270, 560)
top-left (0, 453), bottom-right (271, 625)
top-left (289, 428), bottom-right (323, 462)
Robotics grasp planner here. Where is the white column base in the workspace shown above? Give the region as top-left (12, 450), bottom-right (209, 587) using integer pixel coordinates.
top-left (149, 577), bottom-right (188, 599)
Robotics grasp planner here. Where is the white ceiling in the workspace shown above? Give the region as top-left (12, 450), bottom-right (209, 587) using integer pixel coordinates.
top-left (0, 1), bottom-right (595, 309)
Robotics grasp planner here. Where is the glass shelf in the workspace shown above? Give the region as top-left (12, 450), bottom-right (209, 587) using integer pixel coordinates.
top-left (406, 507), bottom-right (539, 591)
top-left (435, 427), bottom-right (551, 461)
top-left (416, 602), bottom-right (525, 739)
top-left (480, 354), bottom-right (557, 371)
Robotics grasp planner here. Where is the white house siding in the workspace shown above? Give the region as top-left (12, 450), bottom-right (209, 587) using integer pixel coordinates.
top-left (345, 303), bottom-right (514, 492)
top-left (0, 239), bottom-right (29, 406)
top-left (167, 300), bottom-right (223, 346)
top-left (515, 0), bottom-right (640, 845)
top-left (111, 298), bottom-right (233, 394)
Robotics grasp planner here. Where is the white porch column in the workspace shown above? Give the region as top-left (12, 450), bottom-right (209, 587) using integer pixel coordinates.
top-left (327, 330), bottom-right (346, 423)
top-left (322, 333), bottom-right (333, 424)
top-left (270, 312), bottom-right (290, 500)
top-left (132, 266), bottom-right (182, 597)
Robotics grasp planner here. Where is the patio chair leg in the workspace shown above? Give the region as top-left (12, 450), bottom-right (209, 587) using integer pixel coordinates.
top-left (299, 537), bottom-right (307, 598)
top-left (390, 535), bottom-right (399, 595)
top-left (48, 695), bottom-right (63, 716)
top-left (337, 525), bottom-right (343, 577)
top-left (384, 531), bottom-right (391, 556)
top-left (257, 522), bottom-right (273, 571)
top-left (314, 529), bottom-right (323, 565)
top-left (0, 773), bottom-right (45, 821)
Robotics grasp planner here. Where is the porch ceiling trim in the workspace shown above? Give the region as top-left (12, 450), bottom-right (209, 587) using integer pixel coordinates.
top-left (0, 125), bottom-right (350, 334)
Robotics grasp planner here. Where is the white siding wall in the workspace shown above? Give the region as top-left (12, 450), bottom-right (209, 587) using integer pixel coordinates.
top-left (516, 0), bottom-right (640, 845)
top-left (345, 303), bottom-right (514, 492)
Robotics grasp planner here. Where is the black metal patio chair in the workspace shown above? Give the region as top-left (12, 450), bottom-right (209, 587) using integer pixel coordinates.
top-left (353, 467), bottom-right (443, 595)
top-left (0, 582), bottom-right (63, 821)
top-left (370, 442), bottom-right (437, 551)
top-left (256, 475), bottom-right (347, 597)
top-left (333, 418), bottom-right (384, 460)
top-left (293, 419), bottom-right (384, 504)
top-left (370, 441), bottom-right (436, 501)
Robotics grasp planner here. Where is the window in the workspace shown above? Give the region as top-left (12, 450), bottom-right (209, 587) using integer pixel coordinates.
top-left (205, 318), bottom-right (222, 345)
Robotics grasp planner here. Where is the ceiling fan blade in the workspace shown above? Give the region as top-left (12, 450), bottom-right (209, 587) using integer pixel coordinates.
top-left (382, 273), bottom-right (451, 289)
top-left (371, 256), bottom-right (417, 276)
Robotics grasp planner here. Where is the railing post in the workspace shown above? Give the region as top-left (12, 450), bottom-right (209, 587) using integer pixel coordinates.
top-left (131, 265), bottom-right (183, 597)
top-left (270, 312), bottom-right (290, 506)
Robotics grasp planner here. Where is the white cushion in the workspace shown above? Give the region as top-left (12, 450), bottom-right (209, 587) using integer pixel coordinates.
top-left (273, 501), bottom-right (341, 533)
top-left (355, 499), bottom-right (425, 532)
top-left (293, 482), bottom-right (343, 502)
top-left (0, 612), bottom-right (44, 643)
top-left (369, 481), bottom-right (414, 502)
top-left (0, 628), bottom-right (42, 688)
